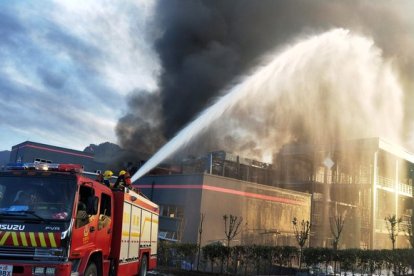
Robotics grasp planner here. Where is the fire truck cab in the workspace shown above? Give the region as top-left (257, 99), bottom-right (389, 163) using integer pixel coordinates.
top-left (0, 163), bottom-right (159, 276)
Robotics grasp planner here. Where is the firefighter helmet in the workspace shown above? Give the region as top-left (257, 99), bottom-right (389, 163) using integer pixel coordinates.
top-left (103, 170), bottom-right (113, 178)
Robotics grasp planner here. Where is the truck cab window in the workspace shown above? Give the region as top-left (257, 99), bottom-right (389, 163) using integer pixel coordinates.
top-left (0, 177), bottom-right (76, 221)
top-left (98, 193), bottom-right (111, 230)
top-left (76, 186), bottom-right (96, 228)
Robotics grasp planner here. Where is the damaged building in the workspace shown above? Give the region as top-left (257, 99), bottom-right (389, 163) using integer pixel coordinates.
top-left (180, 151), bottom-right (274, 185)
top-left (276, 137), bottom-right (414, 249)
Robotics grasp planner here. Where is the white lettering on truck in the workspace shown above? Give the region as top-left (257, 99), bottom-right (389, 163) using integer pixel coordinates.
top-left (0, 224), bottom-right (25, 231)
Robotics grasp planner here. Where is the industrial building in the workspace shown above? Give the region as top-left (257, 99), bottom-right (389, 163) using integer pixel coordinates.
top-left (276, 137), bottom-right (414, 249)
top-left (135, 173), bottom-right (311, 246)
top-left (137, 138), bottom-right (414, 250)
top-left (8, 141), bottom-right (105, 172)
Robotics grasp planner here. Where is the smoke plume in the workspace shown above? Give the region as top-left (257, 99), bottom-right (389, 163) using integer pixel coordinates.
top-left (117, 0), bottom-right (414, 164)
top-left (116, 90), bottom-right (165, 156)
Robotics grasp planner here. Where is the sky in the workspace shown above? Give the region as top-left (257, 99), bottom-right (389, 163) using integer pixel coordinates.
top-left (0, 0), bottom-right (159, 152)
top-left (2, 0), bottom-right (414, 162)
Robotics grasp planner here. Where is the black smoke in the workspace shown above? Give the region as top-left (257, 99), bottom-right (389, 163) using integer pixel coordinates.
top-left (116, 0), bottom-right (414, 163)
top-left (116, 90), bottom-right (165, 157)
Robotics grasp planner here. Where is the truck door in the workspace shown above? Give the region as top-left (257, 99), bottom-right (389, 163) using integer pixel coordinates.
top-left (95, 192), bottom-right (112, 258)
top-left (71, 186), bottom-right (98, 253)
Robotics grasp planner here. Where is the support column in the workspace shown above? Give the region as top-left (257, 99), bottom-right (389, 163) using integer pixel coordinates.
top-left (371, 151), bottom-right (378, 249)
top-left (395, 159), bottom-right (399, 248)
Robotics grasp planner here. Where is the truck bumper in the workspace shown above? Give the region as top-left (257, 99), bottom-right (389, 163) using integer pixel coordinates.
top-left (0, 261), bottom-right (72, 276)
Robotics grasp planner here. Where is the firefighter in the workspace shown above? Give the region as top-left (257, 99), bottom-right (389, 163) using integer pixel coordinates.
top-left (103, 170), bottom-right (113, 187)
top-left (114, 170), bottom-right (132, 190)
top-left (124, 171), bottom-right (132, 187)
top-left (96, 172), bottom-right (104, 183)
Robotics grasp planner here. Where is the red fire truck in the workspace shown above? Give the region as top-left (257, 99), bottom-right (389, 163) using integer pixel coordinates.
top-left (0, 163), bottom-right (159, 276)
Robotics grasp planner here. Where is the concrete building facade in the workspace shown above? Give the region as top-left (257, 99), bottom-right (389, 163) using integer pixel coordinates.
top-left (135, 173), bottom-right (311, 246)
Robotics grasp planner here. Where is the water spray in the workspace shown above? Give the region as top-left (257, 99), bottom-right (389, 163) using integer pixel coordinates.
top-left (131, 28), bottom-right (403, 182)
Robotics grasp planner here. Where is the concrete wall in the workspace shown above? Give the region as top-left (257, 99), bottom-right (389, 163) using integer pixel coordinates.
top-left (136, 174), bottom-right (204, 243)
top-left (136, 173), bottom-right (311, 246)
top-left (201, 174), bottom-right (311, 246)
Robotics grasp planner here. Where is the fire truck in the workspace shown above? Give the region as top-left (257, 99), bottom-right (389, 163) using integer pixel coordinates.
top-left (0, 163), bottom-right (159, 276)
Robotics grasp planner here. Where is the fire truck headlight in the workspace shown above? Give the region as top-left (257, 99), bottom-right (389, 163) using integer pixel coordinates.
top-left (45, 267), bottom-right (56, 275)
top-left (34, 267), bottom-right (45, 275)
top-left (33, 266), bottom-right (56, 275)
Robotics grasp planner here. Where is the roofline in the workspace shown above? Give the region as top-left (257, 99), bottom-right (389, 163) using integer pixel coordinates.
top-left (11, 141), bottom-right (94, 159)
top-left (378, 138), bottom-right (414, 164)
top-left (280, 137), bottom-right (414, 164)
top-left (136, 172), bottom-right (311, 204)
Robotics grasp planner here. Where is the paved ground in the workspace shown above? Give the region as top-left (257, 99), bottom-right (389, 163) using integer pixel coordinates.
top-left (148, 271), bottom-right (173, 276)
top-left (148, 269), bottom-right (221, 276)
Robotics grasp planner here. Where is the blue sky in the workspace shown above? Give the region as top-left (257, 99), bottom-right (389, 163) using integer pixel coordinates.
top-left (0, 0), bottom-right (159, 151)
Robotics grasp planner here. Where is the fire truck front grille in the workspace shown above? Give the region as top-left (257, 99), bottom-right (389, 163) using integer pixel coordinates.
top-left (0, 246), bottom-right (36, 260)
top-left (0, 246), bottom-right (65, 261)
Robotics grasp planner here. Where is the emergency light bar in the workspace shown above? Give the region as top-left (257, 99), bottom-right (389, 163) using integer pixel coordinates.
top-left (5, 162), bottom-right (84, 173)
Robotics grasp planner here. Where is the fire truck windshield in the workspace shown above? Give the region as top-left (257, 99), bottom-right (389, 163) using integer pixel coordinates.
top-left (0, 176), bottom-right (76, 221)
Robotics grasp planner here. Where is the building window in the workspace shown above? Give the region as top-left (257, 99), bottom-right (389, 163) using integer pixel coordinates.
top-left (315, 167), bottom-right (325, 183)
top-left (34, 158), bottom-right (52, 163)
top-left (159, 230), bottom-right (178, 240)
top-left (160, 204), bottom-right (184, 218)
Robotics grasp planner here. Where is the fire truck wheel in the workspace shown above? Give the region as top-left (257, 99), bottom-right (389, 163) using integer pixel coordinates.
top-left (109, 259), bottom-right (116, 276)
top-left (139, 255), bottom-right (148, 276)
top-left (84, 261), bottom-right (98, 276)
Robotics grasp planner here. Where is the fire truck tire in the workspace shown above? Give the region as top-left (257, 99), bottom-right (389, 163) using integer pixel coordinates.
top-left (84, 261), bottom-right (98, 276)
top-left (109, 259), bottom-right (116, 276)
top-left (139, 255), bottom-right (148, 276)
